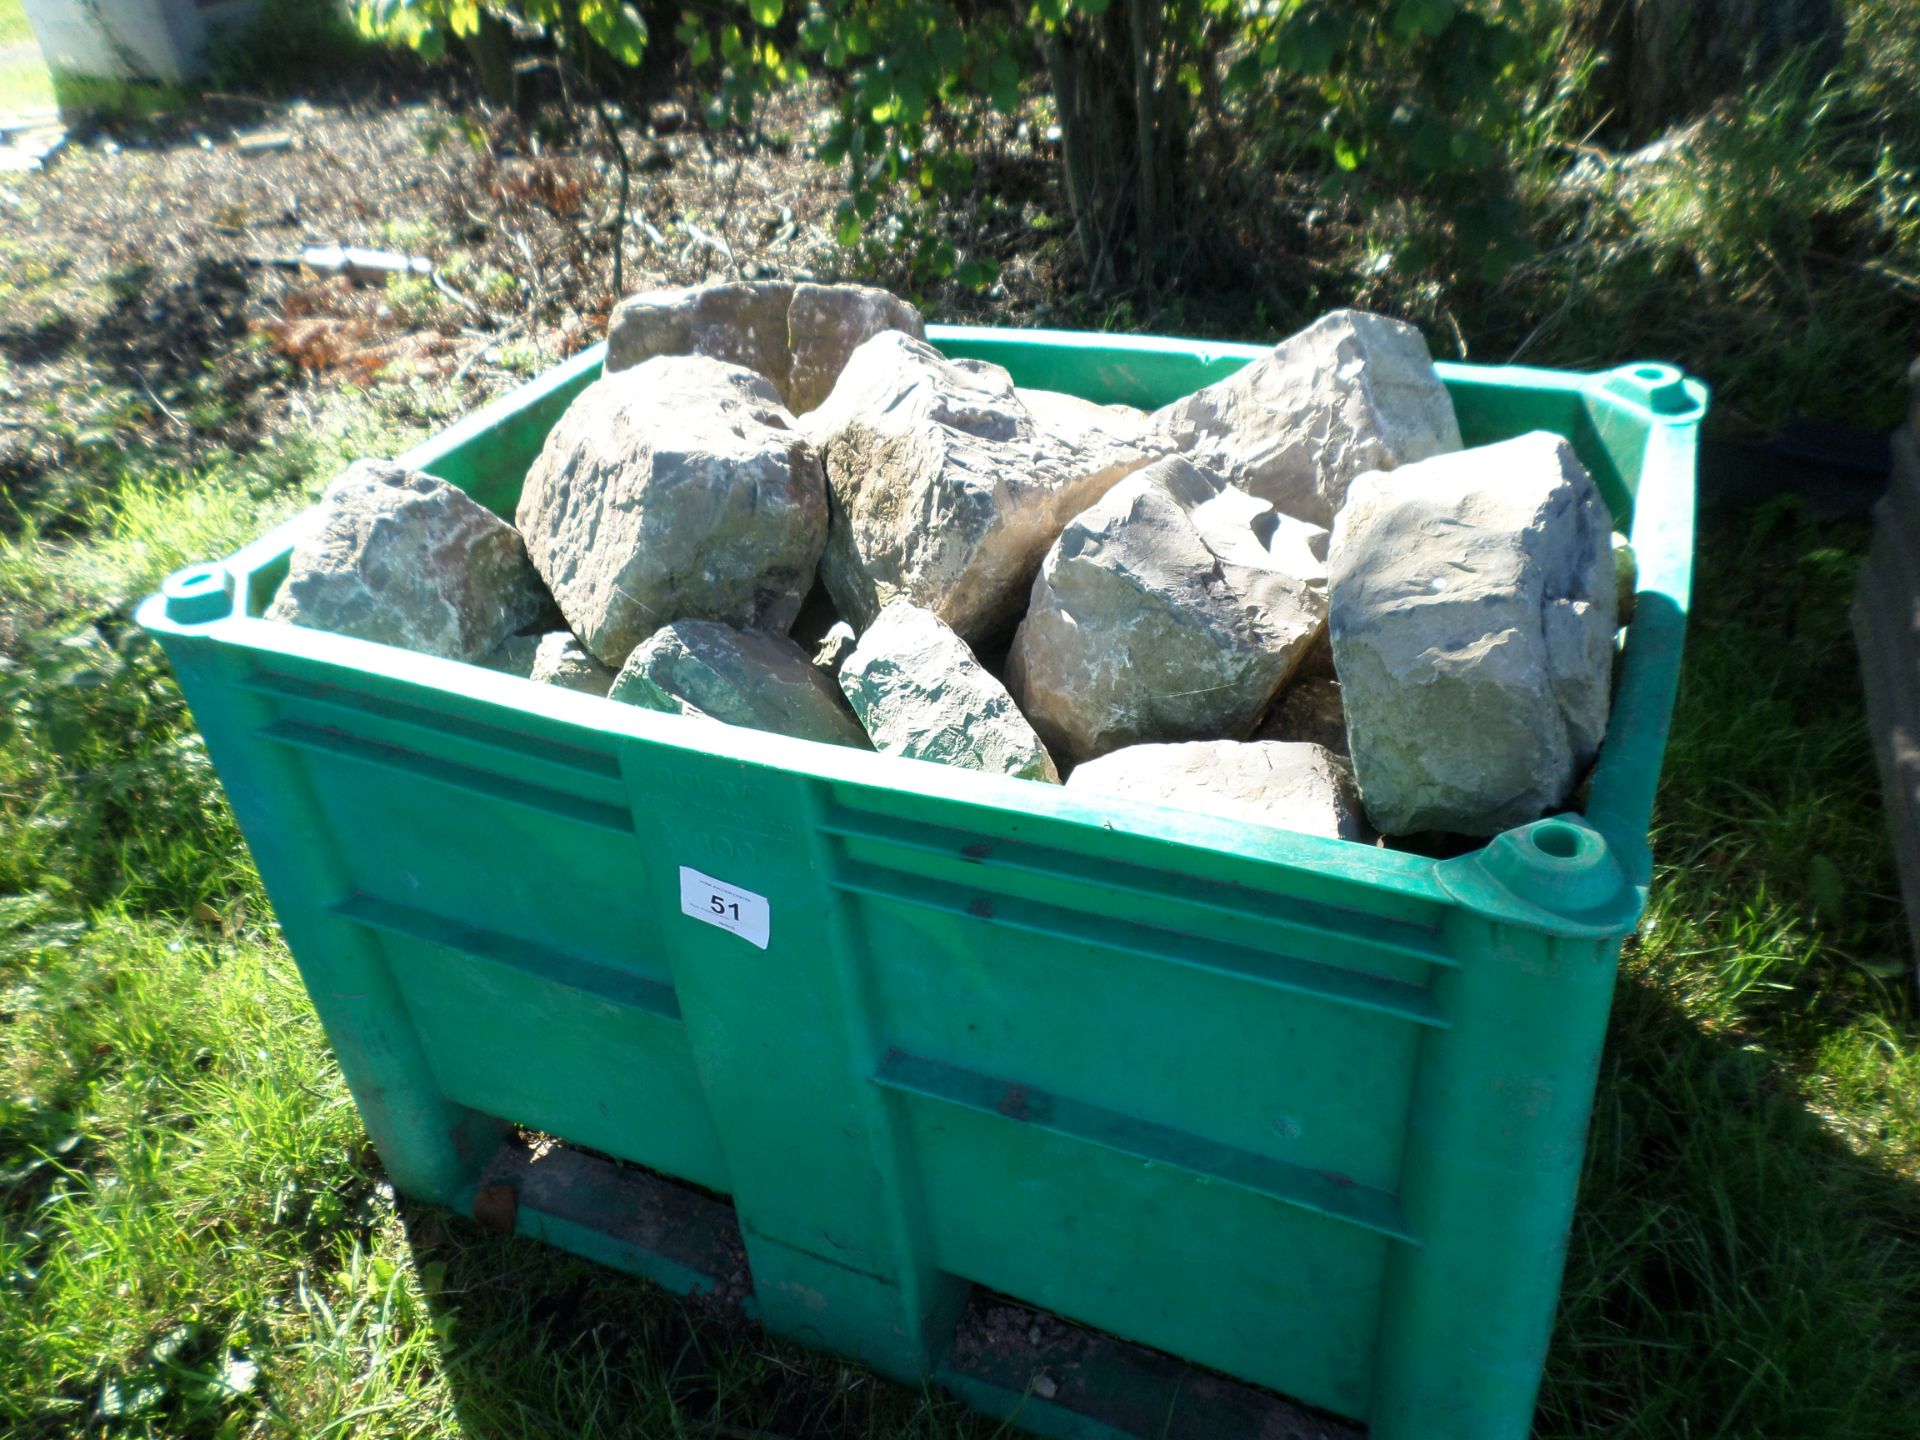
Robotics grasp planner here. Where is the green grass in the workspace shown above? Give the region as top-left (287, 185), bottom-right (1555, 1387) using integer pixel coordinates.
top-left (6, 384), bottom-right (1920, 1437)
top-left (0, 0), bottom-right (53, 119)
top-left (4, 2), bottom-right (1920, 1433)
top-left (0, 0), bottom-right (34, 49)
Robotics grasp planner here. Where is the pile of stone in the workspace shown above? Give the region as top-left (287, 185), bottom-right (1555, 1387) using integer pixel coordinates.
top-left (267, 282), bottom-right (1626, 845)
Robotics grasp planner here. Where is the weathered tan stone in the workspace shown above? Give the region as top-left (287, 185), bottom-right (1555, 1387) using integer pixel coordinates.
top-left (266, 459), bottom-right (547, 662)
top-left (605, 279), bottom-right (924, 414)
top-left (605, 281), bottom-right (793, 394)
top-left (803, 332), bottom-right (1156, 644)
top-left (514, 355), bottom-right (827, 668)
top-left (811, 620), bottom-right (857, 676)
top-left (482, 631), bottom-right (617, 695)
top-left (785, 283), bottom-right (927, 414)
top-left (1007, 456), bottom-right (1326, 766)
top-left (529, 632), bottom-right (616, 695)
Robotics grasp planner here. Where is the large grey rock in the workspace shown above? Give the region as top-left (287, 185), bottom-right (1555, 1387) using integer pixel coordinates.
top-left (605, 281), bottom-right (794, 395)
top-left (266, 459), bottom-right (547, 661)
top-left (1016, 387), bottom-right (1154, 456)
top-left (1067, 741), bottom-right (1368, 842)
top-left (482, 631), bottom-right (617, 696)
top-left (605, 280), bottom-right (924, 414)
top-left (786, 282), bottom-right (928, 414)
top-left (609, 619), bottom-right (869, 748)
top-left (839, 601), bottom-right (1059, 782)
top-left (1151, 309), bottom-right (1462, 527)
top-left (1007, 456), bottom-right (1326, 766)
top-left (1255, 676), bottom-right (1349, 756)
top-left (1328, 431), bottom-right (1617, 837)
top-left (1611, 530), bottom-right (1638, 624)
top-left (803, 332), bottom-right (1156, 644)
top-left (530, 632), bottom-right (617, 695)
top-left (514, 355), bottom-right (827, 668)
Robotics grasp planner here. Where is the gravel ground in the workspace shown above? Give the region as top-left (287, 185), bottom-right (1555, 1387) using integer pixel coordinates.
top-left (0, 73), bottom-right (895, 526)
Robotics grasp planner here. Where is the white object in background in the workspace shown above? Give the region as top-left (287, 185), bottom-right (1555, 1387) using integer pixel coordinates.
top-left (299, 245), bottom-right (436, 286)
top-left (19, 0), bottom-right (265, 84)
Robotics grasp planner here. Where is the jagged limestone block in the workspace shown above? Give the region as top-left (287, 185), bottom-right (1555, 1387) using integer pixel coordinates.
top-left (1067, 740), bottom-right (1368, 841)
top-left (839, 601), bottom-right (1059, 782)
top-left (1007, 456), bottom-right (1326, 766)
top-left (515, 355), bottom-right (827, 667)
top-left (1328, 431), bottom-right (1617, 836)
top-left (267, 459), bottom-right (547, 662)
top-left (1152, 309), bottom-right (1461, 526)
top-left (803, 332), bottom-right (1155, 644)
top-left (609, 618), bottom-right (869, 748)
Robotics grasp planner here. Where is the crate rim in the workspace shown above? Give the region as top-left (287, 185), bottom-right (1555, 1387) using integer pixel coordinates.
top-left (137, 324), bottom-right (1707, 942)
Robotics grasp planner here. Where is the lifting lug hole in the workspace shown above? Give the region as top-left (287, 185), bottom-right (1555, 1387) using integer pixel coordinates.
top-left (1530, 823), bottom-right (1584, 860)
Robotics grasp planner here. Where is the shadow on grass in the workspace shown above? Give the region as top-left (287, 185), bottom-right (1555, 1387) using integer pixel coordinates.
top-left (0, 310), bottom-right (80, 366)
top-left (345, 511), bottom-right (1920, 1440)
top-left (1545, 971), bottom-right (1920, 1439)
top-left (395, 1199), bottom-right (1004, 1440)
top-left (375, 975), bottom-right (1920, 1440)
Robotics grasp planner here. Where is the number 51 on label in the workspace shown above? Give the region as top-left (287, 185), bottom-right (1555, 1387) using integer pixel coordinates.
top-left (679, 866), bottom-right (771, 950)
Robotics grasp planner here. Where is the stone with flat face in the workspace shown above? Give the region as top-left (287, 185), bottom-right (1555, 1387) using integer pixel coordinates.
top-left (605, 281), bottom-right (795, 395)
top-left (514, 355), bottom-right (828, 668)
top-left (839, 601), bottom-right (1059, 782)
top-left (1067, 740), bottom-right (1368, 842)
top-left (605, 279), bottom-right (925, 414)
top-left (1328, 430), bottom-right (1617, 837)
top-left (1151, 309), bottom-right (1461, 527)
top-left (610, 618), bottom-right (870, 748)
top-left (529, 632), bottom-right (616, 695)
top-left (803, 332), bottom-right (1156, 645)
top-left (482, 631), bottom-right (616, 696)
top-left (266, 459), bottom-right (547, 662)
top-left (1255, 676), bottom-right (1349, 756)
top-left (1007, 456), bottom-right (1327, 766)
top-left (785, 282), bottom-right (927, 414)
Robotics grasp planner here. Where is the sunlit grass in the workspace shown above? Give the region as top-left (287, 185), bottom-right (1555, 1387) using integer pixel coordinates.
top-left (2, 1), bottom-right (1920, 1431)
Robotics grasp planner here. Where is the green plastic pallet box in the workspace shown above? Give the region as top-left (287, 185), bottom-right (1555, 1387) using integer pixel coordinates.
top-left (138, 326), bottom-right (1706, 1440)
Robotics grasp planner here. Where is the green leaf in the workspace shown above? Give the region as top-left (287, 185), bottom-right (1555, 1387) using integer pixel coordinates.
top-left (581, 2), bottom-right (648, 65)
top-left (748, 0), bottom-right (782, 26)
top-left (99, 1371), bottom-right (168, 1419)
top-left (834, 204), bottom-right (862, 247)
top-left (1808, 854), bottom-right (1847, 929)
top-left (930, 24), bottom-right (965, 71)
top-left (988, 54), bottom-right (1020, 113)
top-left (954, 258), bottom-right (999, 290)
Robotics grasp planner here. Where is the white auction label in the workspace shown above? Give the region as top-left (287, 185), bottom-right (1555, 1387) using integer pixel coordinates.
top-left (678, 866), bottom-right (771, 950)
